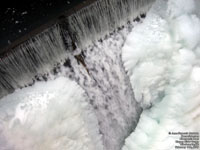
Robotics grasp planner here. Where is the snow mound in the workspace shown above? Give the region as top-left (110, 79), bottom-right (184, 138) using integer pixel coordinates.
top-left (122, 0), bottom-right (200, 149)
top-left (0, 77), bottom-right (103, 150)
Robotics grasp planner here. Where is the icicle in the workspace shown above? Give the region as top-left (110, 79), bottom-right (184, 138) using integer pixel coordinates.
top-left (0, 25), bottom-right (66, 97)
top-left (0, 0), bottom-right (155, 98)
top-left (66, 0), bottom-right (155, 48)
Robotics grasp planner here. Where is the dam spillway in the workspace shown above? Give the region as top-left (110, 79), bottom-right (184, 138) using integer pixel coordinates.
top-left (1, 0), bottom-right (200, 150)
top-left (0, 0), bottom-right (154, 150)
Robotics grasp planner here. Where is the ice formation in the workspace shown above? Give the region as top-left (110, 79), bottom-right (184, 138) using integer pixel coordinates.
top-left (56, 23), bottom-right (143, 150)
top-left (0, 77), bottom-right (103, 150)
top-left (122, 0), bottom-right (200, 149)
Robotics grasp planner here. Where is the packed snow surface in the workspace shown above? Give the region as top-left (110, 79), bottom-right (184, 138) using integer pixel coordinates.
top-left (122, 0), bottom-right (200, 149)
top-left (0, 77), bottom-right (103, 150)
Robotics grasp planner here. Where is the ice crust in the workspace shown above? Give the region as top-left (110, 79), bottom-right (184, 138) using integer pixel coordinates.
top-left (0, 77), bottom-right (103, 150)
top-left (122, 0), bottom-right (200, 149)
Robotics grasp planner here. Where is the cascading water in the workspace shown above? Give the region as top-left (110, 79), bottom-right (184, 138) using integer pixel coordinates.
top-left (0, 0), bottom-right (155, 150)
top-left (66, 0), bottom-right (154, 48)
top-left (0, 0), bottom-right (154, 98)
top-left (0, 26), bottom-right (67, 97)
top-left (60, 25), bottom-right (143, 150)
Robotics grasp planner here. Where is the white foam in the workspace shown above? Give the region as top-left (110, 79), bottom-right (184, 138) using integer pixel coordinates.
top-left (122, 0), bottom-right (200, 149)
top-left (0, 77), bottom-right (103, 150)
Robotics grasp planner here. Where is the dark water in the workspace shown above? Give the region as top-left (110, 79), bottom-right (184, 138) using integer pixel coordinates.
top-left (0, 0), bottom-right (85, 51)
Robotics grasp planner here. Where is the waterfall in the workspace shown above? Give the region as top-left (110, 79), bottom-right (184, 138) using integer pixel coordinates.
top-left (0, 0), bottom-right (155, 150)
top-left (0, 0), bottom-right (155, 98)
top-left (0, 26), bottom-right (66, 97)
top-left (66, 0), bottom-right (155, 48)
top-left (60, 25), bottom-right (142, 150)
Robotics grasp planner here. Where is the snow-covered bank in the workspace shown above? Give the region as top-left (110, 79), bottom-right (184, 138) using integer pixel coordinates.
top-left (122, 0), bottom-right (200, 149)
top-left (0, 77), bottom-right (103, 150)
